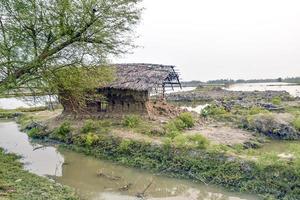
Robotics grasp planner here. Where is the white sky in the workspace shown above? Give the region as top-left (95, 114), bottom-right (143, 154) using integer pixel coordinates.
top-left (115, 0), bottom-right (300, 81)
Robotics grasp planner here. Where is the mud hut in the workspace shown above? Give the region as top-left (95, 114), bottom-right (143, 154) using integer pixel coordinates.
top-left (61, 63), bottom-right (181, 117)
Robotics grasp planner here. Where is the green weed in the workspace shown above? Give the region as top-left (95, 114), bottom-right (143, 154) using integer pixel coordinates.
top-left (122, 115), bottom-right (141, 128)
top-left (292, 116), bottom-right (300, 131)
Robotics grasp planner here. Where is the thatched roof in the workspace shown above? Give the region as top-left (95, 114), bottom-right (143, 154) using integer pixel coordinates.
top-left (103, 63), bottom-right (181, 91)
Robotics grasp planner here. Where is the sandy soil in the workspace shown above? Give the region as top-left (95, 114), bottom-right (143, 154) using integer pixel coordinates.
top-left (185, 124), bottom-right (255, 145)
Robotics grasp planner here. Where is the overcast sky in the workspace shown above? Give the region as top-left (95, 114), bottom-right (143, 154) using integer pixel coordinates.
top-left (115, 0), bottom-right (300, 81)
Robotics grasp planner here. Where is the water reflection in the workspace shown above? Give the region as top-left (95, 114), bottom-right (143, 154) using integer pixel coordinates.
top-left (57, 150), bottom-right (256, 200)
top-left (0, 121), bottom-right (64, 176)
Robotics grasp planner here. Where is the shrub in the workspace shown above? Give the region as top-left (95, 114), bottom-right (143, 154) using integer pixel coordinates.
top-left (122, 115), bottom-right (141, 128)
top-left (173, 135), bottom-right (189, 149)
top-left (188, 134), bottom-right (209, 149)
top-left (292, 117), bottom-right (300, 131)
top-left (173, 134), bottom-right (209, 150)
top-left (118, 139), bottom-right (134, 153)
top-left (271, 96), bottom-right (282, 105)
top-left (178, 112), bottom-right (195, 128)
top-left (166, 130), bottom-right (181, 139)
top-left (27, 127), bottom-right (42, 139)
top-left (50, 122), bottom-right (72, 142)
top-left (85, 132), bottom-right (99, 146)
top-left (249, 107), bottom-right (269, 115)
top-left (165, 118), bottom-right (187, 133)
top-left (162, 138), bottom-right (172, 149)
top-left (81, 120), bottom-right (97, 133)
top-left (201, 105), bottom-right (227, 117)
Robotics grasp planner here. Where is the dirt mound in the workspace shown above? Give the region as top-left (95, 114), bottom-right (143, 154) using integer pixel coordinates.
top-left (185, 125), bottom-right (255, 145)
top-left (146, 100), bottom-right (183, 118)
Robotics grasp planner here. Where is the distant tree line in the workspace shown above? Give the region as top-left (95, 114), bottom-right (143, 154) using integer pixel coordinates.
top-left (181, 77), bottom-right (300, 87)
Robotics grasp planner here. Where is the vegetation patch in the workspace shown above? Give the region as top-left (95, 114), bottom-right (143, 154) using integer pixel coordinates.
top-left (61, 135), bottom-right (300, 199)
top-left (271, 96), bottom-right (282, 105)
top-left (292, 116), bottom-right (300, 131)
top-left (0, 148), bottom-right (78, 200)
top-left (122, 115), bottom-right (141, 128)
top-left (50, 122), bottom-right (72, 142)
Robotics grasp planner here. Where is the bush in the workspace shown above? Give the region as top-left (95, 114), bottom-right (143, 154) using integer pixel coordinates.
top-left (272, 96), bottom-right (282, 105)
top-left (122, 115), bottom-right (140, 128)
top-left (201, 105), bottom-right (227, 117)
top-left (188, 134), bottom-right (209, 149)
top-left (118, 139), bottom-right (134, 153)
top-left (293, 117), bottom-right (300, 131)
top-left (166, 130), bottom-right (181, 139)
top-left (50, 122), bottom-right (72, 142)
top-left (249, 107), bottom-right (269, 115)
top-left (85, 132), bottom-right (99, 146)
top-left (27, 127), bottom-right (42, 139)
top-left (165, 114), bottom-right (194, 133)
top-left (81, 120), bottom-right (97, 133)
top-left (173, 134), bottom-right (209, 150)
top-left (178, 112), bottom-right (195, 128)
top-left (173, 135), bottom-right (189, 149)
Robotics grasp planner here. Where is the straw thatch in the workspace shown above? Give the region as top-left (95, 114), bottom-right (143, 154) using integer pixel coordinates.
top-left (103, 63), bottom-right (181, 92)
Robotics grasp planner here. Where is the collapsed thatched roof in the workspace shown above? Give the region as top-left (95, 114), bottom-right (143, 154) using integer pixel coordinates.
top-left (103, 63), bottom-right (181, 91)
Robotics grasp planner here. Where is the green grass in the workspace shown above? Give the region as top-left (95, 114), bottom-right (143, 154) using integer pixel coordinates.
top-left (122, 115), bottom-right (141, 128)
top-left (292, 117), bottom-right (300, 131)
top-left (271, 96), bottom-right (282, 105)
top-left (0, 148), bottom-right (78, 200)
top-left (50, 122), bottom-right (72, 142)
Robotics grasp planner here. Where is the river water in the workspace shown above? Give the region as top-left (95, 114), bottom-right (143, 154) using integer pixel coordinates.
top-left (0, 121), bottom-right (258, 200)
top-left (226, 82), bottom-right (300, 97)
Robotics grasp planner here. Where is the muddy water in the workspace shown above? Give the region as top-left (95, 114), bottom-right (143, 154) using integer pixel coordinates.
top-left (0, 121), bottom-right (258, 200)
top-left (0, 121), bottom-right (64, 176)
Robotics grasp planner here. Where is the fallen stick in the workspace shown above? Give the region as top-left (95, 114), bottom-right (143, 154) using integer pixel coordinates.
top-left (33, 145), bottom-right (46, 151)
top-left (136, 179), bottom-right (154, 199)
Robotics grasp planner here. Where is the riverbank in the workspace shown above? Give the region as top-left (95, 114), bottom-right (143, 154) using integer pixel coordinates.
top-left (0, 148), bottom-right (78, 200)
top-left (1, 89), bottom-right (300, 199)
top-left (11, 107), bottom-right (299, 199)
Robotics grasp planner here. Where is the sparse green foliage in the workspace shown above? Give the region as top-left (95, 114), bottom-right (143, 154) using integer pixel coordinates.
top-left (85, 133), bottom-right (99, 146)
top-left (173, 135), bottom-right (189, 149)
top-left (81, 120), bottom-right (98, 133)
top-left (201, 105), bottom-right (227, 117)
top-left (118, 139), bottom-right (134, 153)
top-left (165, 112), bottom-right (196, 134)
top-left (50, 122), bottom-right (72, 142)
top-left (248, 107), bottom-right (269, 115)
top-left (27, 127), bottom-right (42, 139)
top-left (122, 115), bottom-right (141, 128)
top-left (166, 130), bottom-right (181, 139)
top-left (173, 134), bottom-right (209, 150)
top-left (292, 117), bottom-right (300, 131)
top-left (271, 96), bottom-right (282, 105)
top-left (178, 112), bottom-right (195, 128)
top-left (0, 0), bottom-right (141, 93)
top-left (188, 134), bottom-right (210, 149)
top-left (48, 66), bottom-right (114, 112)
